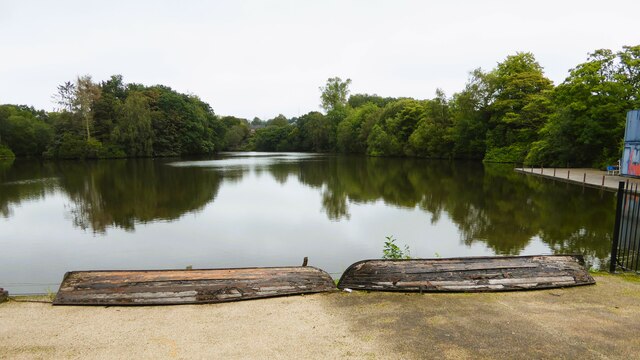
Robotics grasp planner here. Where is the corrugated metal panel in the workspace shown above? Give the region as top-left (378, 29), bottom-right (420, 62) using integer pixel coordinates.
top-left (622, 110), bottom-right (640, 176)
top-left (624, 110), bottom-right (640, 142)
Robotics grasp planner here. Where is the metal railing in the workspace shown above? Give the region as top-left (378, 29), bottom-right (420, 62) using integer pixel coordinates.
top-left (610, 181), bottom-right (640, 272)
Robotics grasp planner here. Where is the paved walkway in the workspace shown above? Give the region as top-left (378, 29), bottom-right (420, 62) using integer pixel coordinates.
top-left (1, 275), bottom-right (639, 359)
top-left (515, 167), bottom-right (640, 192)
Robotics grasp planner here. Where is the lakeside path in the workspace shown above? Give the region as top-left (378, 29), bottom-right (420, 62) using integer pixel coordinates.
top-left (1, 275), bottom-right (639, 359)
top-left (514, 167), bottom-right (640, 192)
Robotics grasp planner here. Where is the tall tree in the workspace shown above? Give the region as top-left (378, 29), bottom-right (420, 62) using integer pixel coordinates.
top-left (484, 53), bottom-right (553, 163)
top-left (319, 77), bottom-right (352, 112)
top-left (113, 92), bottom-right (153, 157)
top-left (74, 75), bottom-right (102, 141)
top-left (52, 81), bottom-right (76, 112)
top-left (527, 48), bottom-right (638, 167)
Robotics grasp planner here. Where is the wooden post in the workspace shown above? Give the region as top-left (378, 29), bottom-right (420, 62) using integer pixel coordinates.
top-left (553, 168), bottom-right (556, 176)
top-left (602, 175), bottom-right (605, 187)
top-left (567, 170), bottom-right (570, 179)
top-left (541, 165), bottom-right (544, 174)
top-left (583, 173), bottom-right (586, 185)
top-left (302, 257), bottom-right (308, 267)
top-left (610, 182), bottom-right (626, 273)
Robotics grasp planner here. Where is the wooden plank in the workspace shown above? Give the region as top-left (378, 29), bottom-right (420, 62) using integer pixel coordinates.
top-left (53, 266), bottom-right (336, 306)
top-left (337, 255), bottom-right (595, 293)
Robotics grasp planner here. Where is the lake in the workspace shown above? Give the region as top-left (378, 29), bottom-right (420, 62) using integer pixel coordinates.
top-left (0, 153), bottom-right (615, 294)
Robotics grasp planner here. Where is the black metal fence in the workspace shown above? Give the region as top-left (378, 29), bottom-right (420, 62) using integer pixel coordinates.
top-left (610, 181), bottom-right (640, 272)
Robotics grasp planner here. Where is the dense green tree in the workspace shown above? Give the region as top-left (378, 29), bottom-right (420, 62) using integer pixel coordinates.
top-left (484, 53), bottom-right (553, 163)
top-left (220, 116), bottom-right (250, 150)
top-left (408, 90), bottom-right (454, 158)
top-left (301, 111), bottom-right (333, 152)
top-left (253, 124), bottom-right (292, 151)
top-left (527, 47), bottom-right (640, 167)
top-left (145, 85), bottom-right (220, 156)
top-left (0, 105), bottom-right (53, 156)
top-left (367, 124), bottom-right (400, 156)
top-left (449, 71), bottom-right (492, 159)
top-left (337, 103), bottom-right (380, 153)
top-left (112, 92), bottom-right (153, 157)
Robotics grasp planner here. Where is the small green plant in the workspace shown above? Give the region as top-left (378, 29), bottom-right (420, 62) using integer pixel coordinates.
top-left (46, 288), bottom-right (56, 302)
top-left (382, 235), bottom-right (411, 259)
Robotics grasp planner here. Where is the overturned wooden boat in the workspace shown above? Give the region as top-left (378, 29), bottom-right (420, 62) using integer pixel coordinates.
top-left (53, 264), bottom-right (336, 306)
top-left (337, 255), bottom-right (595, 292)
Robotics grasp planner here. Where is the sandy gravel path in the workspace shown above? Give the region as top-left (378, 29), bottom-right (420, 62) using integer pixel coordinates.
top-left (1, 275), bottom-right (639, 359)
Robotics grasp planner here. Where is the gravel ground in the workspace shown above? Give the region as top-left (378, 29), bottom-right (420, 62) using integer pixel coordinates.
top-left (1, 275), bottom-right (639, 359)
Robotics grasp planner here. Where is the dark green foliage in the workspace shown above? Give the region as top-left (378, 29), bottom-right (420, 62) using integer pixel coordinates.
top-left (112, 92), bottom-right (154, 157)
top-left (299, 111), bottom-right (332, 152)
top-left (337, 103), bottom-right (381, 153)
top-left (253, 125), bottom-right (293, 151)
top-left (145, 86), bottom-right (219, 156)
top-left (37, 76), bottom-right (227, 159)
top-left (527, 47), bottom-right (640, 167)
top-left (0, 105), bottom-right (53, 156)
top-left (484, 53), bottom-right (554, 163)
top-left (0, 144), bottom-right (15, 159)
top-left (220, 116), bottom-right (250, 150)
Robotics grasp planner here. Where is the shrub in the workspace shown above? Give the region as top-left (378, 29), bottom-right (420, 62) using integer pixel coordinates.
top-left (0, 144), bottom-right (15, 160)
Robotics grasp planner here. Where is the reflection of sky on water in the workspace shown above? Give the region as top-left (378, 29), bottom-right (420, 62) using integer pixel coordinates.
top-left (169, 152), bottom-right (321, 168)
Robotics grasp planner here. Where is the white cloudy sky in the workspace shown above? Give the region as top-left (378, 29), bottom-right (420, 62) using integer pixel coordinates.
top-left (0, 0), bottom-right (638, 119)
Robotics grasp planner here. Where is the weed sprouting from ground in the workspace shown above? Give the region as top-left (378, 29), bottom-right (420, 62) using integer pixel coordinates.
top-left (382, 235), bottom-right (411, 259)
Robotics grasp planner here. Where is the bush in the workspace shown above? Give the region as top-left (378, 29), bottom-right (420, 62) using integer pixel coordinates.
top-left (483, 144), bottom-right (527, 163)
top-left (97, 144), bottom-right (127, 158)
top-left (0, 144), bottom-right (15, 160)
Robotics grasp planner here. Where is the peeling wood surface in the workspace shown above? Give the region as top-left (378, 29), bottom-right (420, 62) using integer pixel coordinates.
top-left (53, 266), bottom-right (336, 306)
top-left (337, 255), bottom-right (595, 292)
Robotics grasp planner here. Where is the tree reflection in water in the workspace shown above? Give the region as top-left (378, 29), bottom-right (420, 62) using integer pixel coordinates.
top-left (0, 155), bottom-right (614, 267)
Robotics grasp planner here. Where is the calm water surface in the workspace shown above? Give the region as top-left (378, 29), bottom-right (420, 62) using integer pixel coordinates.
top-left (0, 153), bottom-right (615, 294)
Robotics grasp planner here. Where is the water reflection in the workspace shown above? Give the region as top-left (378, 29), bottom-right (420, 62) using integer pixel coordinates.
top-left (0, 154), bottom-right (615, 267)
top-left (249, 157), bottom-right (614, 261)
top-left (1, 159), bottom-right (222, 233)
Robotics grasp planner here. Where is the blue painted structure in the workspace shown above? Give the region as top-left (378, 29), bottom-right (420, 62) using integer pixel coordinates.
top-left (622, 110), bottom-right (640, 177)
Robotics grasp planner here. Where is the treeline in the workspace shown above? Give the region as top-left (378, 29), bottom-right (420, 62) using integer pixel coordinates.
top-left (1, 45), bottom-right (639, 166)
top-left (252, 45), bottom-right (640, 167)
top-left (0, 75), bottom-right (249, 159)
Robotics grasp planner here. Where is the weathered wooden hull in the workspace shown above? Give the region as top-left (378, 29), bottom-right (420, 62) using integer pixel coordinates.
top-left (337, 255), bottom-right (595, 292)
top-left (53, 266), bottom-right (336, 306)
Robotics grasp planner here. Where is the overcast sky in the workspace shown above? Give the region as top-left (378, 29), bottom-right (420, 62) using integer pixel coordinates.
top-left (1, 0), bottom-right (638, 120)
